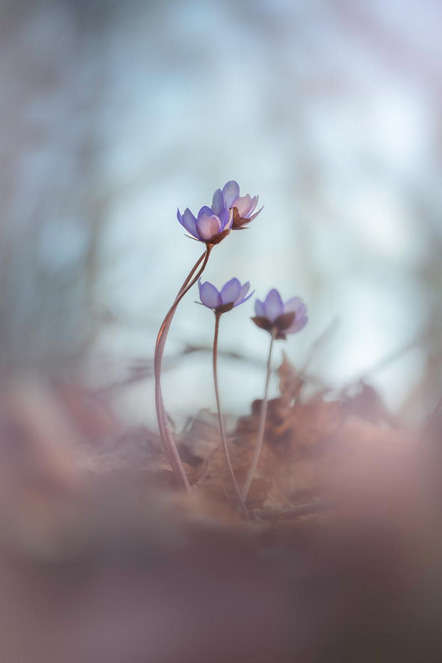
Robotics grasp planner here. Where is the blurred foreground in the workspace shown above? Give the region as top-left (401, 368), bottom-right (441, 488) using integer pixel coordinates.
top-left (1, 367), bottom-right (442, 662)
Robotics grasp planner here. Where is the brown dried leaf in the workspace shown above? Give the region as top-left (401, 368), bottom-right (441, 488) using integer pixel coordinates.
top-left (284, 398), bottom-right (343, 454)
top-left (277, 352), bottom-right (304, 404)
top-left (196, 436), bottom-right (276, 508)
top-left (179, 409), bottom-right (221, 466)
top-left (340, 381), bottom-right (394, 424)
top-left (143, 454), bottom-right (196, 488)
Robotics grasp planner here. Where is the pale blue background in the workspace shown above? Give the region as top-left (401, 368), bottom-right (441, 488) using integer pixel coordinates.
top-left (2, 0), bottom-right (441, 426)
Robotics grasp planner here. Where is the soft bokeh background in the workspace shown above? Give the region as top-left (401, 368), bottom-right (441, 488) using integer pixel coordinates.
top-left (2, 0), bottom-right (442, 428)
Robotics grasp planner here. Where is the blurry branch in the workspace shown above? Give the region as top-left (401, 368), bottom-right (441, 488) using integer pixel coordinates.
top-left (98, 344), bottom-right (267, 396)
top-left (98, 332), bottom-right (423, 412)
top-left (349, 337), bottom-right (420, 383)
top-left (97, 315), bottom-right (342, 397)
top-left (299, 318), bottom-right (340, 374)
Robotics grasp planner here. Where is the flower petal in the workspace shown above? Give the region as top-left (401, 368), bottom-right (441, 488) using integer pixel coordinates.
top-left (263, 289), bottom-right (284, 321)
top-left (198, 280), bottom-right (221, 309)
top-left (274, 295), bottom-right (308, 333)
top-left (237, 281), bottom-right (251, 302)
top-left (236, 288), bottom-right (254, 307)
top-left (254, 299), bottom-right (265, 317)
top-left (248, 205), bottom-right (263, 222)
top-left (248, 195), bottom-right (259, 215)
top-left (179, 208), bottom-right (197, 237)
top-left (211, 188), bottom-right (224, 216)
top-left (198, 205), bottom-right (216, 217)
top-left (221, 207), bottom-right (234, 230)
top-left (283, 296), bottom-right (304, 315)
top-left (222, 181), bottom-right (240, 208)
top-left (286, 314), bottom-right (308, 334)
top-left (216, 205), bottom-right (231, 230)
top-left (234, 195), bottom-right (253, 218)
top-left (220, 278), bottom-right (241, 305)
top-left (296, 303), bottom-right (307, 320)
top-left (196, 213), bottom-right (221, 240)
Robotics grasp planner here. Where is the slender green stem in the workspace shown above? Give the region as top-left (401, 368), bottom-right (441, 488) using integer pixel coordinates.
top-left (212, 313), bottom-right (249, 517)
top-left (154, 245), bottom-right (212, 490)
top-left (242, 329), bottom-right (276, 503)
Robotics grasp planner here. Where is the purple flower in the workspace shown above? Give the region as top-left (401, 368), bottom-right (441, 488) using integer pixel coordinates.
top-left (252, 289), bottom-right (308, 339)
top-left (212, 181), bottom-right (262, 229)
top-left (177, 202), bottom-right (233, 245)
top-left (198, 278), bottom-right (254, 314)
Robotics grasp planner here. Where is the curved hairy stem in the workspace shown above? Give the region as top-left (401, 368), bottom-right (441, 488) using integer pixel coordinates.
top-left (212, 313), bottom-right (249, 518)
top-left (242, 329), bottom-right (276, 503)
top-left (154, 245), bottom-right (212, 489)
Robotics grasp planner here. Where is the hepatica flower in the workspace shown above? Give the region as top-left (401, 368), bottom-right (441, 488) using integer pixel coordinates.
top-left (199, 278), bottom-right (253, 314)
top-left (197, 277), bottom-right (253, 516)
top-left (243, 288), bottom-right (308, 504)
top-left (212, 180), bottom-right (262, 229)
top-left (177, 203), bottom-right (233, 244)
top-left (252, 288), bottom-right (308, 339)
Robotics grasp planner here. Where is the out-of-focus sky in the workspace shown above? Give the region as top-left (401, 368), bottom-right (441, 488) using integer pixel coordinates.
top-left (2, 0), bottom-right (442, 425)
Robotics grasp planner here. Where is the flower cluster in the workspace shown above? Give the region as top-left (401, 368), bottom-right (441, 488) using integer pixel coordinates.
top-left (180, 181), bottom-right (308, 332)
top-left (156, 178), bottom-right (309, 502)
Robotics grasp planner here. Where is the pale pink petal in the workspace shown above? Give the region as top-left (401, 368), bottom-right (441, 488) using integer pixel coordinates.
top-left (248, 195), bottom-right (259, 215)
top-left (234, 195), bottom-right (253, 217)
top-left (196, 213), bottom-right (221, 240)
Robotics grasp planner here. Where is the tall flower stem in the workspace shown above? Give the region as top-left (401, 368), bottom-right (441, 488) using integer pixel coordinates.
top-left (154, 245), bottom-right (212, 490)
top-left (213, 312), bottom-right (249, 518)
top-left (242, 328), bottom-right (277, 503)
